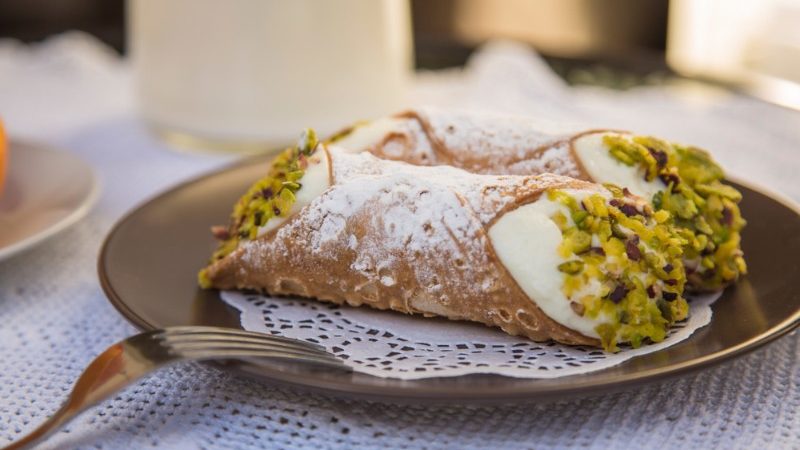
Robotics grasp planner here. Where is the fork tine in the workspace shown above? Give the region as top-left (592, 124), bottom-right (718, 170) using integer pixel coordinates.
top-left (176, 347), bottom-right (348, 369)
top-left (160, 326), bottom-right (303, 341)
top-left (158, 331), bottom-right (326, 356)
top-left (160, 333), bottom-right (318, 350)
top-left (176, 347), bottom-right (339, 361)
top-left (165, 340), bottom-right (334, 359)
top-left (156, 327), bottom-right (347, 367)
top-left (239, 354), bottom-right (350, 371)
top-left (158, 327), bottom-right (325, 350)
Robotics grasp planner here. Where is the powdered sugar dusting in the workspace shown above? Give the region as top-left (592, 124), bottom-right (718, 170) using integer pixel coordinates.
top-left (308, 151), bottom-right (494, 289)
top-left (344, 107), bottom-right (585, 179)
top-left (380, 118), bottom-right (436, 161)
top-left (505, 141), bottom-right (577, 175)
top-left (414, 106), bottom-right (583, 177)
top-left (329, 149), bottom-right (582, 225)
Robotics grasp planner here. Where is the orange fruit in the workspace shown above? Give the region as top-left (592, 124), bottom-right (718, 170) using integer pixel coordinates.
top-left (0, 119), bottom-right (6, 196)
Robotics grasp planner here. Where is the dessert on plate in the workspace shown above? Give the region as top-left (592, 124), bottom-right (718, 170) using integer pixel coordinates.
top-left (200, 131), bottom-right (690, 351)
top-left (331, 107), bottom-right (746, 292)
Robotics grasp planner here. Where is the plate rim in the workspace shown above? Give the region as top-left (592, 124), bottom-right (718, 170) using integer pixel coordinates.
top-left (97, 159), bottom-right (800, 402)
top-left (0, 139), bottom-right (99, 262)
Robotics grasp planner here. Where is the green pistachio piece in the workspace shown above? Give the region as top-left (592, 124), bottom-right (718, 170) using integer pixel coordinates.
top-left (611, 222), bottom-right (630, 240)
top-left (286, 170), bottom-right (305, 182)
top-left (694, 215), bottom-right (713, 235)
top-left (595, 323), bottom-right (618, 352)
top-left (694, 182), bottom-right (742, 201)
top-left (198, 269), bottom-right (212, 289)
top-left (675, 145), bottom-right (724, 183)
top-left (628, 333), bottom-right (644, 349)
top-left (712, 229), bottom-right (730, 246)
top-left (557, 260), bottom-right (585, 275)
top-left (282, 181), bottom-right (301, 190)
top-left (603, 183), bottom-right (625, 198)
top-left (609, 147), bottom-right (636, 166)
top-left (656, 299), bottom-right (672, 320)
top-left (569, 230), bottom-right (592, 254)
top-left (633, 136), bottom-right (673, 158)
top-left (651, 191), bottom-right (663, 210)
top-left (298, 128), bottom-right (319, 155)
top-left (571, 210), bottom-right (590, 228)
top-left (668, 193), bottom-right (699, 219)
top-left (280, 187), bottom-right (296, 202)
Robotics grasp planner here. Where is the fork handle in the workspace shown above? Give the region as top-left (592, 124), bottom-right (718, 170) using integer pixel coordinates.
top-left (49, 330), bottom-right (337, 418)
top-left (2, 329), bottom-right (346, 450)
top-left (2, 403), bottom-right (75, 450)
top-left (2, 336), bottom-right (170, 450)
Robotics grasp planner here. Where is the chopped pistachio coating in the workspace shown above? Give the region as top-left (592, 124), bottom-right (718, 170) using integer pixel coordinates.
top-left (198, 129), bottom-right (319, 288)
top-left (326, 120), bottom-right (370, 144)
top-left (603, 134), bottom-right (746, 291)
top-left (548, 189), bottom-right (688, 352)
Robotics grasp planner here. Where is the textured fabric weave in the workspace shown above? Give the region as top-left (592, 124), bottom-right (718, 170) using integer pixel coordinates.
top-left (0, 33), bottom-right (797, 449)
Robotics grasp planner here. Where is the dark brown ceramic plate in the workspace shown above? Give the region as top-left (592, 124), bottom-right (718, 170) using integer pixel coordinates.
top-left (99, 155), bottom-right (800, 404)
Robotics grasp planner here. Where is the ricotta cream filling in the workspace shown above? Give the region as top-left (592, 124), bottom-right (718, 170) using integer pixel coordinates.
top-left (573, 132), bottom-right (665, 200)
top-left (334, 117), bottom-right (408, 152)
top-left (488, 189), bottom-right (608, 338)
top-left (257, 149), bottom-right (331, 236)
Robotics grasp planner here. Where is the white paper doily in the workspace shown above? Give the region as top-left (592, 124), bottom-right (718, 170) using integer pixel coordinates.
top-left (222, 290), bottom-right (721, 380)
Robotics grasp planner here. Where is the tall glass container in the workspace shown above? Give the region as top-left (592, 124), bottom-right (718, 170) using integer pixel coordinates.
top-left (129, 0), bottom-right (413, 152)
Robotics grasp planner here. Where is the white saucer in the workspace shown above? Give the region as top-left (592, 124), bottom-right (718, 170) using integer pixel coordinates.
top-left (0, 140), bottom-right (98, 262)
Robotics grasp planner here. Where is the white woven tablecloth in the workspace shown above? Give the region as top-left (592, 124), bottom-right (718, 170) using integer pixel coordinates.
top-left (0, 33), bottom-right (798, 450)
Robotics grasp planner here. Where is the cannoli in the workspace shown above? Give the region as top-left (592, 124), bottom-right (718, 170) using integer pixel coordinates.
top-left (200, 131), bottom-right (689, 351)
top-left (331, 107), bottom-right (746, 291)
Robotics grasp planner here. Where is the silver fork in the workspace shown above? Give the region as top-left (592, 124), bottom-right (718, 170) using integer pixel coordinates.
top-left (2, 326), bottom-right (348, 450)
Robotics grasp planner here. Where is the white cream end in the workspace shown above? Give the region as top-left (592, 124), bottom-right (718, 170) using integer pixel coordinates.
top-left (333, 117), bottom-right (408, 153)
top-left (573, 132), bottom-right (664, 200)
top-left (488, 190), bottom-right (606, 338)
top-left (257, 150), bottom-right (331, 236)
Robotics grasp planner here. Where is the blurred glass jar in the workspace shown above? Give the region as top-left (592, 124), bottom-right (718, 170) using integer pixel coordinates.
top-left (128, 0), bottom-right (413, 152)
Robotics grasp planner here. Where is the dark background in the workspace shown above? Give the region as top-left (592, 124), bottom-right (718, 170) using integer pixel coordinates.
top-left (0, 0), bottom-right (672, 87)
